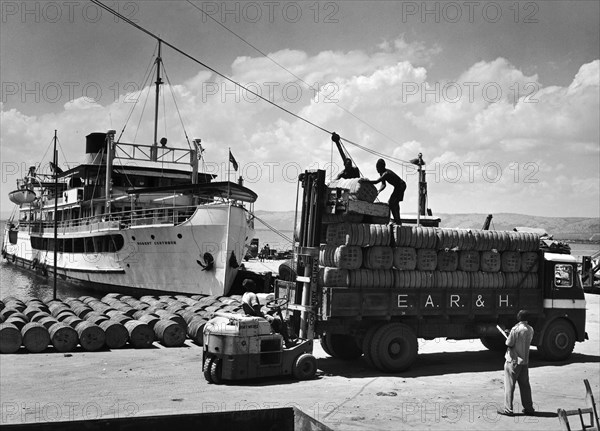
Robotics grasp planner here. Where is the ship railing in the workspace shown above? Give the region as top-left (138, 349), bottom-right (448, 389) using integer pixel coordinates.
top-left (114, 142), bottom-right (194, 165)
top-left (19, 205), bottom-right (201, 235)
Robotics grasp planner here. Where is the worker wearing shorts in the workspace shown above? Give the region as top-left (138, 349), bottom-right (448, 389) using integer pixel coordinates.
top-left (360, 159), bottom-right (406, 224)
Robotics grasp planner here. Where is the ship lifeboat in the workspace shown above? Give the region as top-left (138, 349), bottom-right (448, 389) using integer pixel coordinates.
top-left (8, 189), bottom-right (37, 204)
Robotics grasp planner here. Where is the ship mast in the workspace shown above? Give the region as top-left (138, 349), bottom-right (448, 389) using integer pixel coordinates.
top-left (151, 39), bottom-right (163, 162)
top-left (52, 130), bottom-right (58, 299)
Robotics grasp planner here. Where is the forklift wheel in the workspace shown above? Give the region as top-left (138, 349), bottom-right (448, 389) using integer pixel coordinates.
top-left (292, 353), bottom-right (317, 380)
top-left (203, 357), bottom-right (214, 383)
top-left (210, 358), bottom-right (223, 384)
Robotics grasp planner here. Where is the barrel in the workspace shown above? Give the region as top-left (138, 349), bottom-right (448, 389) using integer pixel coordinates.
top-left (154, 320), bottom-right (186, 347)
top-left (3, 299), bottom-right (26, 312)
top-left (0, 307), bottom-right (18, 321)
top-left (137, 313), bottom-right (160, 331)
top-left (48, 301), bottom-right (70, 316)
top-left (49, 322), bottom-right (79, 352)
top-left (108, 313), bottom-right (132, 325)
top-left (75, 321), bottom-right (105, 351)
top-left (63, 316), bottom-right (84, 328)
top-left (0, 323), bottom-right (22, 353)
top-left (216, 296), bottom-right (238, 306)
top-left (24, 305), bottom-right (46, 320)
top-left (179, 310), bottom-right (201, 325)
top-left (154, 310), bottom-right (186, 329)
top-left (21, 322), bottom-right (50, 353)
top-left (187, 318), bottom-right (207, 345)
top-left (99, 320), bottom-right (129, 349)
top-left (56, 310), bottom-right (77, 322)
top-left (124, 321), bottom-right (154, 348)
top-left (85, 312), bottom-right (110, 326)
top-left (165, 303), bottom-right (186, 314)
top-left (39, 316), bottom-right (60, 329)
top-left (71, 303), bottom-right (93, 318)
top-left (5, 314), bottom-right (28, 331)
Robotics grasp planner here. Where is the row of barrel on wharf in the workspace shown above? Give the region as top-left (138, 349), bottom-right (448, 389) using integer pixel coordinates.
top-left (0, 293), bottom-right (244, 354)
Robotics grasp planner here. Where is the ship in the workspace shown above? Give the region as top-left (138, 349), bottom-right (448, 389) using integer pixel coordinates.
top-left (2, 41), bottom-right (257, 296)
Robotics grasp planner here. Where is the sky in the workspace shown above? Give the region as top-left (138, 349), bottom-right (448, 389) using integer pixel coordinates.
top-left (1, 0), bottom-right (599, 218)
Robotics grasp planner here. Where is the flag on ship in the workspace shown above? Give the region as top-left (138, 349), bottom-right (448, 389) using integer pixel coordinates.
top-left (229, 150), bottom-right (238, 171)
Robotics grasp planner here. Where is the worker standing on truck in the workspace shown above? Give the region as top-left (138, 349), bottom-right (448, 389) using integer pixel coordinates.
top-left (336, 158), bottom-right (360, 180)
top-left (332, 132), bottom-right (360, 180)
top-left (499, 309), bottom-right (535, 416)
top-left (360, 159), bottom-right (406, 225)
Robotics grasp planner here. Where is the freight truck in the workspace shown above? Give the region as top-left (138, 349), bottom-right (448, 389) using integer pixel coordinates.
top-left (277, 170), bottom-right (588, 373)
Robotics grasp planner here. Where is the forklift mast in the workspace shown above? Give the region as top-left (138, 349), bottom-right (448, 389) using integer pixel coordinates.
top-left (290, 170), bottom-right (327, 340)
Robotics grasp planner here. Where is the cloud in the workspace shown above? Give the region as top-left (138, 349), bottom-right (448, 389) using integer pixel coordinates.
top-left (1, 39), bottom-right (598, 217)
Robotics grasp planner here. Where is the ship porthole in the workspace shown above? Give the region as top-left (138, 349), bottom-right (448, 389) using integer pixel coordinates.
top-left (177, 233), bottom-right (182, 239)
top-left (151, 235), bottom-right (155, 240)
top-left (132, 236), bottom-right (136, 241)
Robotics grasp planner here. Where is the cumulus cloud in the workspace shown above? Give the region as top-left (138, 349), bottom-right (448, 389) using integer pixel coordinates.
top-left (1, 39), bottom-right (598, 217)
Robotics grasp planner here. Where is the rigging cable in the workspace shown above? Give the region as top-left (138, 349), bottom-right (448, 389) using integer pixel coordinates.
top-left (90, 0), bottom-right (412, 168)
top-left (185, 0), bottom-right (405, 152)
top-left (132, 62), bottom-right (156, 144)
top-left (116, 43), bottom-right (159, 143)
top-left (253, 215), bottom-right (293, 244)
top-left (162, 63), bottom-right (193, 150)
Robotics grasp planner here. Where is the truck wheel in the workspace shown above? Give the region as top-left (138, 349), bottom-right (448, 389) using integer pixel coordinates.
top-left (480, 336), bottom-right (507, 351)
top-left (210, 358), bottom-right (223, 384)
top-left (203, 357), bottom-right (215, 383)
top-left (361, 325), bottom-right (381, 368)
top-left (370, 323), bottom-right (418, 373)
top-left (325, 333), bottom-right (362, 360)
top-left (293, 353), bottom-right (317, 380)
top-left (538, 319), bottom-right (576, 361)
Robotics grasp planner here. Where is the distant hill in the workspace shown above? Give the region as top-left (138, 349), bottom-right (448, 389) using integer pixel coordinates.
top-left (254, 210), bottom-right (599, 241)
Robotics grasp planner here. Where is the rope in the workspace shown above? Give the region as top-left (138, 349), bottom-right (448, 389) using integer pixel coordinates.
top-left (253, 215), bottom-right (293, 244)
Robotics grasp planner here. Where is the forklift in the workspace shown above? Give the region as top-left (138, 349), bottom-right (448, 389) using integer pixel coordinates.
top-left (202, 171), bottom-right (327, 384)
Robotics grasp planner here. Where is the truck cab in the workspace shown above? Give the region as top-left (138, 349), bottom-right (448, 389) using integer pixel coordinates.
top-left (536, 252), bottom-right (588, 360)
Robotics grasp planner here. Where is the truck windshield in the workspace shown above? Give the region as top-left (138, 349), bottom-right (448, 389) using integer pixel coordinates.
top-left (554, 264), bottom-right (573, 288)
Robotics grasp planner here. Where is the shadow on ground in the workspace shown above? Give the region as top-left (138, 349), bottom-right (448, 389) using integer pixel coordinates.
top-left (315, 348), bottom-right (600, 379)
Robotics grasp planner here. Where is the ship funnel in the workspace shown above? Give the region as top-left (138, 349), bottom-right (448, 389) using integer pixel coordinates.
top-left (86, 132), bottom-right (107, 164)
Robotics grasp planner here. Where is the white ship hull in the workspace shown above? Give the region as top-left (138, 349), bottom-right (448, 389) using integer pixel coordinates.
top-left (2, 203), bottom-right (254, 296)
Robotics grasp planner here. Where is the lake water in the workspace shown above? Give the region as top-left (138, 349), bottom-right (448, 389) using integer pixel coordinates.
top-left (1, 220), bottom-right (597, 302)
